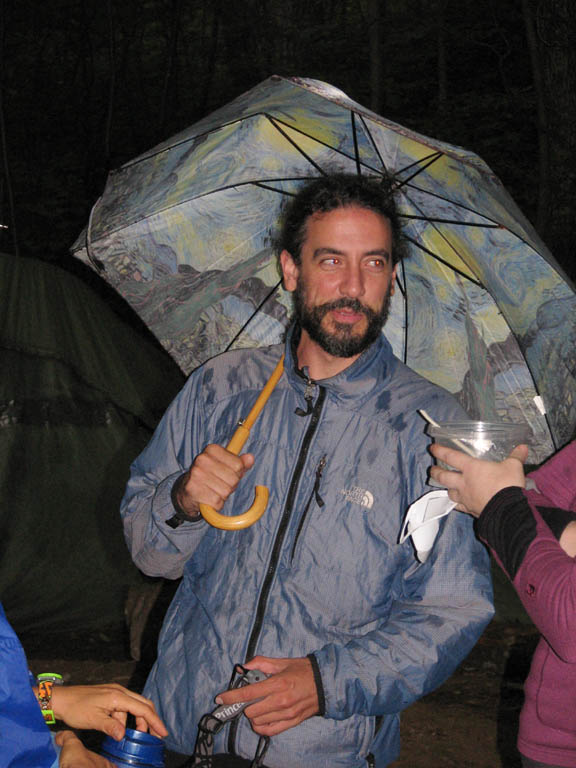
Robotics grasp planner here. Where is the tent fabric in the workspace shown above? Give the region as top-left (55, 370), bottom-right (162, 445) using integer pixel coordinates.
top-left (0, 255), bottom-right (183, 429)
top-left (0, 254), bottom-right (184, 633)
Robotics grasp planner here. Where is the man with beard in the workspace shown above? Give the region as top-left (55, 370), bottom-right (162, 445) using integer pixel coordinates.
top-left (121, 173), bottom-right (493, 768)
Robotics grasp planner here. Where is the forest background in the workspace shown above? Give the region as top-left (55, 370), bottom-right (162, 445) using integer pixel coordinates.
top-left (1, 0), bottom-right (576, 284)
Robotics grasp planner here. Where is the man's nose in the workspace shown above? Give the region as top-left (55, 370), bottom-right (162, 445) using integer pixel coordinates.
top-left (340, 264), bottom-right (365, 298)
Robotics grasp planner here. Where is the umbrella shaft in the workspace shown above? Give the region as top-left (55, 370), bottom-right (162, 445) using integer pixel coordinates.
top-left (226, 355), bottom-right (285, 455)
top-left (227, 424), bottom-right (250, 455)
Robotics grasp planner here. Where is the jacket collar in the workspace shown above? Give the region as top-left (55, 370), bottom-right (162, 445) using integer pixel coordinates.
top-left (283, 322), bottom-right (396, 402)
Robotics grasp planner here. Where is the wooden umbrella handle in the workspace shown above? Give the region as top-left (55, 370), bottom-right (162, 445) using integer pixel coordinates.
top-left (199, 355), bottom-right (285, 530)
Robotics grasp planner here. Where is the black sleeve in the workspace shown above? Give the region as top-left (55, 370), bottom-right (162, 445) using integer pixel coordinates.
top-left (475, 486), bottom-right (576, 580)
top-left (537, 505), bottom-right (576, 540)
top-left (474, 487), bottom-right (537, 580)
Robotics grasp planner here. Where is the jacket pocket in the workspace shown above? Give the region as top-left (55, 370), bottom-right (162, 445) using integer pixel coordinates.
top-left (534, 643), bottom-right (576, 735)
top-left (290, 455), bottom-right (326, 563)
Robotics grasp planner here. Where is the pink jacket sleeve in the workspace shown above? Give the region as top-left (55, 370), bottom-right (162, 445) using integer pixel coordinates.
top-left (475, 440), bottom-right (576, 661)
top-left (528, 440), bottom-right (576, 513)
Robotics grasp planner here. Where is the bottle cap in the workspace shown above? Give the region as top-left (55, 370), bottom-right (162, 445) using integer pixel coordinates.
top-left (100, 727), bottom-right (165, 767)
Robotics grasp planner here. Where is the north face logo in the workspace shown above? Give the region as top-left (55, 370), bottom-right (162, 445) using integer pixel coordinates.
top-left (340, 486), bottom-right (374, 509)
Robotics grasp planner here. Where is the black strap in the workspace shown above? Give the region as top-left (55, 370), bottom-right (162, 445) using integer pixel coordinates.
top-left (191, 715), bottom-right (270, 768)
top-left (190, 665), bottom-right (271, 768)
top-left (190, 714), bottom-right (225, 767)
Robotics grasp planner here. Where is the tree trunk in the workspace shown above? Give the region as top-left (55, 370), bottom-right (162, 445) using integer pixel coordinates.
top-left (436, 0), bottom-right (448, 120)
top-left (158, 0), bottom-right (182, 140)
top-left (527, 0), bottom-right (576, 278)
top-left (103, 0), bottom-right (117, 169)
top-left (522, 0), bottom-right (550, 234)
top-left (366, 0), bottom-right (383, 113)
top-left (196, 0), bottom-right (221, 118)
top-left (0, 0), bottom-right (19, 256)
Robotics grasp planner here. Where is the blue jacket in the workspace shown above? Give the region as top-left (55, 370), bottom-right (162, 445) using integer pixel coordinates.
top-left (121, 331), bottom-right (494, 766)
top-left (0, 603), bottom-right (58, 768)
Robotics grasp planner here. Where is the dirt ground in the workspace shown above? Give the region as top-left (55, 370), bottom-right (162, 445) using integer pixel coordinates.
top-left (24, 610), bottom-right (539, 768)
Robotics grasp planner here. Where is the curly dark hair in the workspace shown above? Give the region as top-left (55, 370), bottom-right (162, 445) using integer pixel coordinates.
top-left (276, 172), bottom-right (406, 266)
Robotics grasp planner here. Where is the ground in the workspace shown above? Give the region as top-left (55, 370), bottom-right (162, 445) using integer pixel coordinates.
top-left (24, 610), bottom-right (539, 768)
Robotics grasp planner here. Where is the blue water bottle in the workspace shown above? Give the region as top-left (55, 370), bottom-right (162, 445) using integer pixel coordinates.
top-left (100, 727), bottom-right (165, 767)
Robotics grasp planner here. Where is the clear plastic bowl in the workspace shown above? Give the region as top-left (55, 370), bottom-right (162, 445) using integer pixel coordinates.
top-left (427, 420), bottom-right (532, 486)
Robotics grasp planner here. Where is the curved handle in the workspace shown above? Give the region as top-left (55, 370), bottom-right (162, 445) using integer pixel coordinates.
top-left (199, 355), bottom-right (284, 530)
top-left (199, 486), bottom-right (269, 530)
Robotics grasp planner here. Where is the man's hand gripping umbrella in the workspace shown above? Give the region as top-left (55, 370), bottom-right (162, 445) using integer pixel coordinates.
top-left (167, 355), bottom-right (285, 530)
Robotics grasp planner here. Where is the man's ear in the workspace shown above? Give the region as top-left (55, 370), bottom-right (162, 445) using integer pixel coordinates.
top-left (280, 250), bottom-right (299, 292)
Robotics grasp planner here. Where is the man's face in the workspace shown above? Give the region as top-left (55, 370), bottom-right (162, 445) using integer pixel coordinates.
top-left (281, 206), bottom-right (397, 359)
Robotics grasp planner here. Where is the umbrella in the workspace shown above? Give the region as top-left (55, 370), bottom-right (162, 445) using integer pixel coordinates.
top-left (72, 75), bottom-right (576, 463)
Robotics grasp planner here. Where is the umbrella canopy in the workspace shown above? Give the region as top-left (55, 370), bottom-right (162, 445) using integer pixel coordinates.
top-left (72, 75), bottom-right (576, 462)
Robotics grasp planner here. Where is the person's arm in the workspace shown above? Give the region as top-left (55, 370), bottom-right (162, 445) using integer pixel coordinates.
top-left (170, 444), bottom-right (254, 521)
top-left (430, 442), bottom-right (576, 659)
top-left (215, 657), bottom-right (319, 737)
top-left (429, 440), bottom-right (576, 522)
top-left (560, 521), bottom-right (576, 556)
top-left (527, 439), bottom-right (576, 559)
top-left (121, 370), bottom-right (209, 578)
top-left (429, 442), bottom-right (576, 555)
top-left (528, 439), bottom-right (576, 512)
top-left (305, 400), bottom-right (493, 724)
top-left (121, 368), bottom-right (252, 578)
top-left (217, 515), bottom-right (492, 735)
top-left (55, 731), bottom-right (113, 768)
top-left (48, 683), bottom-right (167, 739)
top-left (311, 505), bottom-right (493, 721)
top-left (429, 443), bottom-right (528, 515)
top-left (475, 485), bottom-right (576, 660)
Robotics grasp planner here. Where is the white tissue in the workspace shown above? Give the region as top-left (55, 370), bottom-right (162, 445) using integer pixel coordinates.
top-left (400, 491), bottom-right (457, 562)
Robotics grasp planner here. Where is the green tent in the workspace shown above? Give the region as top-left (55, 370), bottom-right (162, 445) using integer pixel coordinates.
top-left (0, 253), bottom-right (184, 635)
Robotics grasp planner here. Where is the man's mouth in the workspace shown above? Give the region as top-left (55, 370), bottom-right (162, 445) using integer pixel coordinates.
top-left (320, 299), bottom-right (370, 327)
top-left (330, 307), bottom-right (366, 325)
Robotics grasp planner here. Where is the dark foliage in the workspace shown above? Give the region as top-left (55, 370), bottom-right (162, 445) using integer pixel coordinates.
top-left (0, 0), bottom-right (574, 281)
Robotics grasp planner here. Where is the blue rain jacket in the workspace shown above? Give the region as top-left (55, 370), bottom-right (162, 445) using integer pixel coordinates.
top-left (0, 602), bottom-right (58, 768)
top-left (121, 330), bottom-right (494, 766)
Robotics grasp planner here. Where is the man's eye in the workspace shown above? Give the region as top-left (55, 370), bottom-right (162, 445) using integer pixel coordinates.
top-left (368, 259), bottom-right (385, 268)
top-left (321, 258), bottom-right (340, 266)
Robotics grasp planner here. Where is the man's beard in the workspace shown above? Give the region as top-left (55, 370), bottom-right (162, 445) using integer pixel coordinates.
top-left (293, 280), bottom-right (393, 358)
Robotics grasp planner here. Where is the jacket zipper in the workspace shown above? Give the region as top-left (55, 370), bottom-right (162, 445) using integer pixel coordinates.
top-left (290, 455), bottom-right (326, 563)
top-left (294, 376), bottom-right (315, 416)
top-left (228, 386), bottom-right (327, 755)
